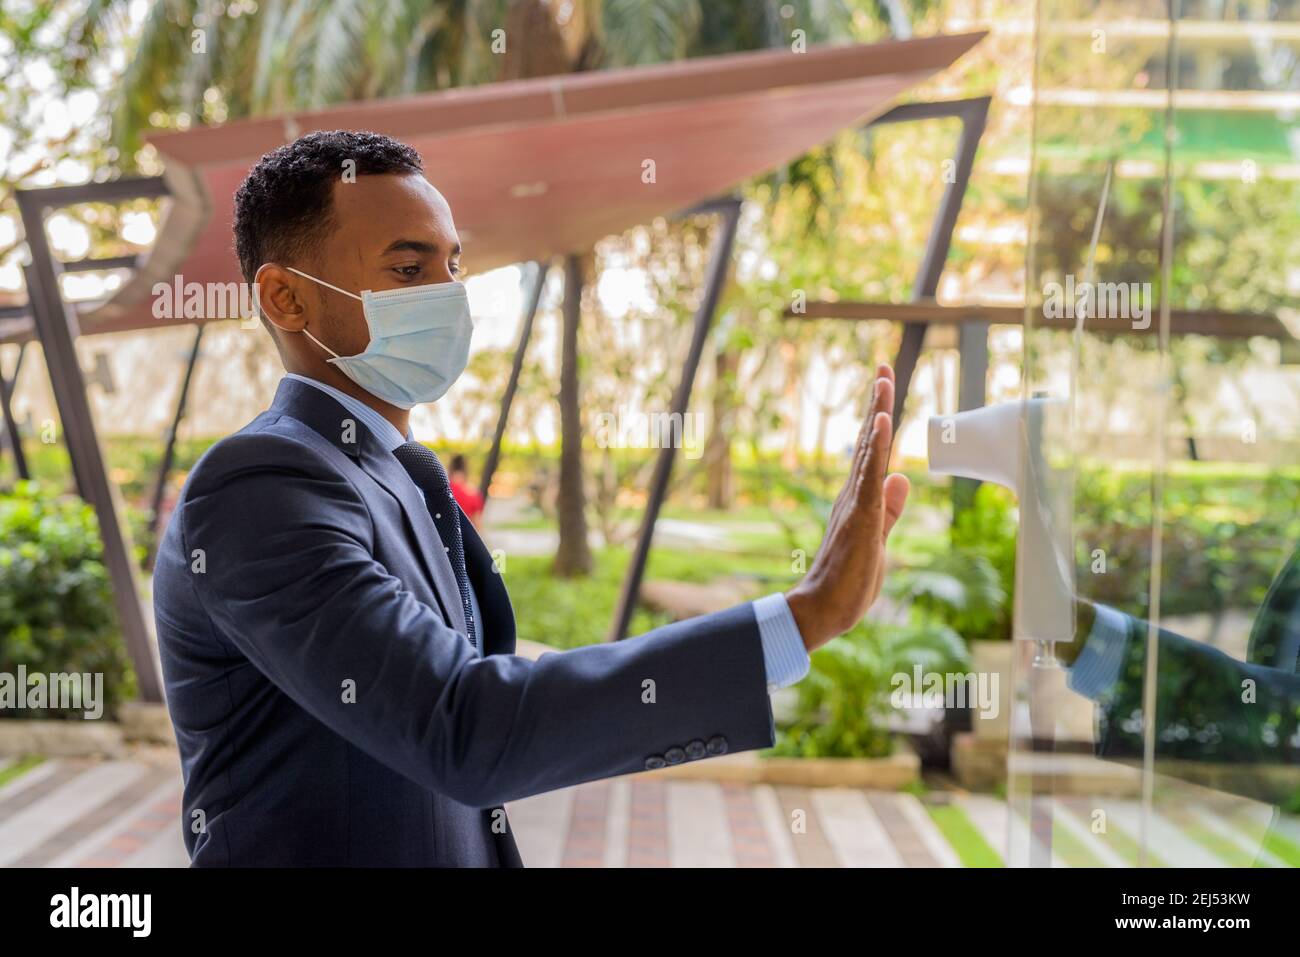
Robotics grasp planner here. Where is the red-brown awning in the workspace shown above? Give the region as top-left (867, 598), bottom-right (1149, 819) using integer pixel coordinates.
top-left (71, 31), bottom-right (985, 337)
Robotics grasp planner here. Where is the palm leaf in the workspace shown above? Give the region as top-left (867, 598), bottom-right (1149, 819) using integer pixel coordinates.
top-left (602, 0), bottom-right (701, 66)
top-left (306, 0), bottom-right (369, 107)
top-left (887, 550), bottom-right (1005, 620)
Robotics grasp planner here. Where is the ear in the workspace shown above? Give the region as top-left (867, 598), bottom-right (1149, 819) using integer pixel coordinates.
top-left (255, 263), bottom-right (309, 333)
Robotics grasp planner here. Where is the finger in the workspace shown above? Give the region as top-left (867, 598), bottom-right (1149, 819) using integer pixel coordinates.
top-left (830, 364), bottom-right (896, 543)
top-left (848, 366), bottom-right (892, 470)
top-left (881, 472), bottom-right (910, 540)
top-left (860, 407), bottom-right (892, 484)
top-left (852, 365), bottom-right (894, 476)
top-left (828, 367), bottom-right (891, 539)
top-left (857, 410), bottom-right (892, 538)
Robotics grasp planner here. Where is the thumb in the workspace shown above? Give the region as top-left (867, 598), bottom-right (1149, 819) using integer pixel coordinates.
top-left (882, 473), bottom-right (910, 540)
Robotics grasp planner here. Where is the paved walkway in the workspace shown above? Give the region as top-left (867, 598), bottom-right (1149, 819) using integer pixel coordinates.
top-left (0, 755), bottom-right (1291, 867)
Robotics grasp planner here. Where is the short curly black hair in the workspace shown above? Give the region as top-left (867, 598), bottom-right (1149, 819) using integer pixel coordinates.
top-left (232, 130), bottom-right (423, 284)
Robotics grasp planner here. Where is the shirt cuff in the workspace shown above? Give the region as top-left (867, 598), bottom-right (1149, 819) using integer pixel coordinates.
top-left (1066, 603), bottom-right (1132, 700)
top-left (752, 593), bottom-right (811, 693)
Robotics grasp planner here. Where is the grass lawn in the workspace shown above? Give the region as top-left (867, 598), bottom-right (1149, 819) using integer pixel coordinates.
top-left (0, 754), bottom-right (44, 789)
top-left (926, 803), bottom-right (1003, 867)
top-left (501, 545), bottom-right (801, 650)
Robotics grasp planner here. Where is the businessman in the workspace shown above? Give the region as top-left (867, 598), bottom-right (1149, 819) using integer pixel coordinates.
top-left (153, 130), bottom-right (910, 866)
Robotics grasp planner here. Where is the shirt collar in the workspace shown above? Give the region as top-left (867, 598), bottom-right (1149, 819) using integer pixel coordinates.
top-left (283, 373), bottom-right (410, 452)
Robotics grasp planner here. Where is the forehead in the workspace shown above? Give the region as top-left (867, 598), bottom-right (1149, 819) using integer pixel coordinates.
top-left (325, 172), bottom-right (457, 250)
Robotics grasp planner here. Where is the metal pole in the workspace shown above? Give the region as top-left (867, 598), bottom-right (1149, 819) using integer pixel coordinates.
top-left (609, 198), bottom-right (742, 641)
top-left (953, 318), bottom-right (989, 517)
top-left (16, 195), bottom-right (164, 703)
top-left (480, 261), bottom-right (549, 503)
top-left (0, 342), bottom-right (29, 480)
top-left (145, 324), bottom-right (205, 567)
top-left (878, 98), bottom-right (991, 427)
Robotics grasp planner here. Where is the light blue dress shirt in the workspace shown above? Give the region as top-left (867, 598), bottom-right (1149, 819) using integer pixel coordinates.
top-left (284, 374), bottom-right (810, 691)
top-left (1066, 603), bottom-right (1133, 700)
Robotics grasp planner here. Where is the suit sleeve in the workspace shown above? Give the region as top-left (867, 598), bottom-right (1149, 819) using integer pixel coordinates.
top-left (1087, 612), bottom-right (1300, 802)
top-left (180, 432), bottom-right (775, 808)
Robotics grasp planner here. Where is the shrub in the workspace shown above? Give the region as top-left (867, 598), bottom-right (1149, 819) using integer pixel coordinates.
top-left (0, 482), bottom-right (134, 719)
top-left (501, 550), bottom-right (674, 650)
top-left (935, 462), bottom-right (1299, 633)
top-left (771, 618), bottom-right (969, 758)
top-left (1074, 464), bottom-right (1300, 618)
top-left (946, 483), bottom-right (1018, 642)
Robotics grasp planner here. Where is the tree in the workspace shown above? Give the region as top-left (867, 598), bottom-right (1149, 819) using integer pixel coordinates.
top-left (554, 254), bottom-right (593, 575)
top-left (1, 2), bottom-right (126, 279)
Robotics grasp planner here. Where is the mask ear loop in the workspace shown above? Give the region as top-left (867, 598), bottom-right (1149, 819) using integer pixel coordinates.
top-left (284, 266), bottom-right (364, 360)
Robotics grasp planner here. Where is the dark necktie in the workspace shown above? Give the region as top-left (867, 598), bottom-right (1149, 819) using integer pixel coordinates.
top-left (391, 441), bottom-right (476, 649)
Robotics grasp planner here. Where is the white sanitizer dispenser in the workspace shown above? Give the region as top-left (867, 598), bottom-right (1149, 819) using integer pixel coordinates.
top-left (927, 398), bottom-right (1075, 656)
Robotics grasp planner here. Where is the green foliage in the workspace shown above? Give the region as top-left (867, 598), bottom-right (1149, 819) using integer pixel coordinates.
top-left (0, 754), bottom-right (43, 787)
top-left (8, 435), bottom-right (214, 502)
top-left (945, 483), bottom-right (1018, 642)
top-left (771, 617), bottom-right (969, 759)
top-left (1075, 463), bottom-right (1300, 618)
top-left (930, 462), bottom-right (1300, 637)
top-left (6, 435), bottom-right (217, 563)
top-left (501, 549), bottom-right (674, 650)
top-left (95, 0), bottom-right (868, 161)
top-left (765, 469), bottom-right (996, 758)
top-left (0, 482), bottom-right (134, 719)
top-left (890, 548), bottom-right (1006, 628)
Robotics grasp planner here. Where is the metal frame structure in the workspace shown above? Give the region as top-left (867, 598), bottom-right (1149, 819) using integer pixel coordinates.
top-left (479, 261), bottom-right (550, 504)
top-left (0, 252), bottom-right (151, 481)
top-left (144, 324), bottom-right (206, 568)
top-left (15, 176), bottom-right (169, 702)
top-left (609, 197), bottom-right (744, 642)
top-left (0, 342), bottom-right (27, 480)
top-left (604, 98), bottom-right (991, 640)
top-left (867, 97), bottom-right (991, 428)
top-left (786, 299), bottom-right (1294, 340)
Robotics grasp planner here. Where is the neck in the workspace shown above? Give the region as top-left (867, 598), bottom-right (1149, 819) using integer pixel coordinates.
top-left (289, 363), bottom-right (410, 437)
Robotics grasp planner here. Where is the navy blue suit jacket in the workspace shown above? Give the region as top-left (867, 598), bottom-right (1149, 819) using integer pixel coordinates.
top-left (153, 377), bottom-right (775, 866)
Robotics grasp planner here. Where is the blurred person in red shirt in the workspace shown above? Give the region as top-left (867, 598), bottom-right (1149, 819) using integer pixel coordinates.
top-left (448, 454), bottom-right (484, 526)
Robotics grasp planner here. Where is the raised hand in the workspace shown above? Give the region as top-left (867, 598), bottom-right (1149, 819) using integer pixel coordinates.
top-left (785, 364), bottom-right (911, 652)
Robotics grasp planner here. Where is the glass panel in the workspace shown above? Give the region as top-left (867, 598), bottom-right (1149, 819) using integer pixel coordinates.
top-left (1010, 0), bottom-right (1300, 867)
top-left (1144, 0), bottom-right (1300, 868)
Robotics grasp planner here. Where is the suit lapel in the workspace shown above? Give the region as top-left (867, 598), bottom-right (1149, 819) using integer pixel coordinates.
top-left (270, 378), bottom-right (468, 637)
top-left (358, 442), bottom-right (469, 638)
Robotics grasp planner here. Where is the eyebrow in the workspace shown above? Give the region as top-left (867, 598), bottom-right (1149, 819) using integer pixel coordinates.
top-left (379, 239), bottom-right (461, 256)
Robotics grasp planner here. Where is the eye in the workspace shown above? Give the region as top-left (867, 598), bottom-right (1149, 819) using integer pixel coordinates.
top-left (393, 264), bottom-right (422, 278)
top-left (449, 261), bottom-right (462, 277)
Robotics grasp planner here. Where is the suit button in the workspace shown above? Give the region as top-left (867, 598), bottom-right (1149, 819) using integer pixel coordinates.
top-left (706, 735), bottom-right (728, 756)
top-left (685, 739), bottom-right (706, 760)
top-left (644, 755), bottom-right (667, 770)
top-left (664, 746), bottom-right (686, 765)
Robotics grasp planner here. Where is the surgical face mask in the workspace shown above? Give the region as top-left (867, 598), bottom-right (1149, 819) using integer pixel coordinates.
top-left (286, 266), bottom-right (473, 409)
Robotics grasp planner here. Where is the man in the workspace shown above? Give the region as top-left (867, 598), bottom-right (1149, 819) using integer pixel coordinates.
top-left (153, 130), bottom-right (910, 867)
top-left (447, 454), bottom-right (484, 526)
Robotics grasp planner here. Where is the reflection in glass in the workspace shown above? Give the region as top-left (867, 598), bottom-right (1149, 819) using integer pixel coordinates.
top-left (1009, 0), bottom-right (1300, 866)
